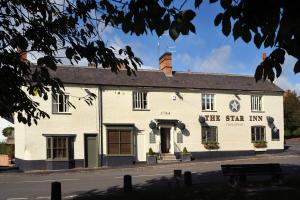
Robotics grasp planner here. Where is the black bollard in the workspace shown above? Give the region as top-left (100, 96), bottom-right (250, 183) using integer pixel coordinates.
top-left (124, 175), bottom-right (132, 192)
top-left (174, 170), bottom-right (182, 178)
top-left (51, 182), bottom-right (61, 200)
top-left (184, 171), bottom-right (192, 186)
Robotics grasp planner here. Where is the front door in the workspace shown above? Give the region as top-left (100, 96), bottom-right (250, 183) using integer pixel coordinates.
top-left (161, 128), bottom-right (171, 153)
top-left (84, 134), bottom-right (98, 168)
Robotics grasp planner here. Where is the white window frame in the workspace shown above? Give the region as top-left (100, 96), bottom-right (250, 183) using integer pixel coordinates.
top-left (133, 91), bottom-right (148, 110)
top-left (52, 93), bottom-right (70, 113)
top-left (202, 93), bottom-right (215, 111)
top-left (251, 126), bottom-right (266, 142)
top-left (251, 95), bottom-right (263, 112)
top-left (202, 126), bottom-right (218, 143)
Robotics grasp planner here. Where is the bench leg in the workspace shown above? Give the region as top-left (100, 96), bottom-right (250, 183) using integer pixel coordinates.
top-left (229, 176), bottom-right (245, 187)
top-left (272, 175), bottom-right (283, 185)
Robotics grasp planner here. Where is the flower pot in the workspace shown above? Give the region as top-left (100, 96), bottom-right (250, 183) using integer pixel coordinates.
top-left (203, 143), bottom-right (220, 150)
top-left (253, 142), bottom-right (267, 148)
top-left (147, 155), bottom-right (157, 165)
top-left (181, 154), bottom-right (191, 162)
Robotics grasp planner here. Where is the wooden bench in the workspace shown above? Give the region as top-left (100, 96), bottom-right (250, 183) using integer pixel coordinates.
top-left (221, 163), bottom-right (283, 186)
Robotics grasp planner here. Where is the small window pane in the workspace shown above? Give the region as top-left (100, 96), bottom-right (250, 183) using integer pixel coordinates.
top-left (108, 131), bottom-right (119, 143)
top-left (108, 144), bottom-right (119, 154)
top-left (120, 144), bottom-right (131, 154)
top-left (120, 131), bottom-right (131, 143)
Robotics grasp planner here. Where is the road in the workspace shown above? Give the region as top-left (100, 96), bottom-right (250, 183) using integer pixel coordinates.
top-left (1, 150), bottom-right (300, 199)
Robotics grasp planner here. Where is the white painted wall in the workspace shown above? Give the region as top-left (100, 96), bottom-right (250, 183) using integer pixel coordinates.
top-left (15, 84), bottom-right (284, 162)
top-left (15, 84), bottom-right (100, 161)
top-left (102, 87), bottom-right (284, 161)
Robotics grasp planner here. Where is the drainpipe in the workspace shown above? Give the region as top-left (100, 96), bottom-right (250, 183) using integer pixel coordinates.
top-left (98, 86), bottom-right (103, 167)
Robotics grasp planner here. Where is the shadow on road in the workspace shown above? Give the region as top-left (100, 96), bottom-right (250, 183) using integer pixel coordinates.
top-left (72, 164), bottom-right (300, 200)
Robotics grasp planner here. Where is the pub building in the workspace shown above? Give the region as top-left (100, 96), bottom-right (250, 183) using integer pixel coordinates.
top-left (15, 52), bottom-right (284, 171)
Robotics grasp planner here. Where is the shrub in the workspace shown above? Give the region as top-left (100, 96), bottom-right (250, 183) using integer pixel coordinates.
top-left (147, 148), bottom-right (156, 156)
top-left (284, 128), bottom-right (300, 139)
top-left (0, 142), bottom-right (14, 158)
top-left (182, 147), bottom-right (190, 154)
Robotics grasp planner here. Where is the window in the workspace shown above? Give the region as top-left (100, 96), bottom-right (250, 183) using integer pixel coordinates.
top-left (46, 137), bottom-right (74, 160)
top-left (251, 126), bottom-right (266, 142)
top-left (202, 126), bottom-right (218, 143)
top-left (202, 94), bottom-right (215, 111)
top-left (251, 95), bottom-right (262, 111)
top-left (133, 91), bottom-right (148, 110)
top-left (52, 94), bottom-right (69, 113)
top-left (107, 129), bottom-right (132, 155)
top-left (272, 128), bottom-right (280, 141)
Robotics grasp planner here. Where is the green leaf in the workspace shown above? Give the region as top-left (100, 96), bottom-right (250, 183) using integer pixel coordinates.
top-left (194, 0), bottom-right (203, 8)
top-left (214, 13), bottom-right (223, 26)
top-left (254, 33), bottom-right (263, 48)
top-left (274, 63), bottom-right (282, 78)
top-left (169, 21), bottom-right (179, 40)
top-left (255, 64), bottom-right (263, 82)
top-left (163, 0), bottom-right (172, 6)
top-left (294, 59), bottom-right (300, 74)
top-left (222, 17), bottom-right (231, 36)
top-left (241, 27), bottom-right (251, 43)
top-left (232, 20), bottom-right (242, 40)
top-left (221, 0), bottom-right (232, 9)
top-left (270, 48), bottom-right (285, 64)
top-left (183, 10), bottom-right (196, 21)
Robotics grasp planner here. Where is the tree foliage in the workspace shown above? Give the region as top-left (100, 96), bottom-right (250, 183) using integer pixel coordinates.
top-left (1, 0), bottom-right (299, 126)
top-left (284, 90), bottom-right (300, 131)
top-left (0, 0), bottom-right (198, 125)
top-left (214, 0), bottom-right (300, 81)
top-left (2, 127), bottom-right (14, 138)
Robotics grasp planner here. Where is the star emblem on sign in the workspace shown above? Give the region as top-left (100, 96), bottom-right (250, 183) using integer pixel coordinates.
top-left (229, 100), bottom-right (240, 112)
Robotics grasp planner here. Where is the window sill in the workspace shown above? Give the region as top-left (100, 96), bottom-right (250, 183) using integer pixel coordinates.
top-left (251, 110), bottom-right (264, 113)
top-left (52, 112), bottom-right (72, 115)
top-left (132, 109), bottom-right (150, 111)
top-left (201, 110), bottom-right (217, 112)
top-left (106, 154), bottom-right (133, 157)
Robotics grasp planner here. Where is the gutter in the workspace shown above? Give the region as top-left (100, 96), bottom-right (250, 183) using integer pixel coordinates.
top-left (98, 86), bottom-right (103, 167)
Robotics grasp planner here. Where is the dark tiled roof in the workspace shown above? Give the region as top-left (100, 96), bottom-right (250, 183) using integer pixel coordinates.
top-left (50, 66), bottom-right (283, 93)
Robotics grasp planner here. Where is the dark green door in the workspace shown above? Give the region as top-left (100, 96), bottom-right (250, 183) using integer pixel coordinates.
top-left (85, 135), bottom-right (98, 168)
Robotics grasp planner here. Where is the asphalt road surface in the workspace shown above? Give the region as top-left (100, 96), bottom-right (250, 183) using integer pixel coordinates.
top-left (1, 151), bottom-right (300, 200)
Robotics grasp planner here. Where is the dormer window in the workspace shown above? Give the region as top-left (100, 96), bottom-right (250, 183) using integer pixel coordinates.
top-left (52, 93), bottom-right (69, 113)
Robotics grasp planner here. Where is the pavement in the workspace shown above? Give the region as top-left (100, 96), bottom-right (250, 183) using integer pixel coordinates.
top-left (1, 142), bottom-right (300, 199)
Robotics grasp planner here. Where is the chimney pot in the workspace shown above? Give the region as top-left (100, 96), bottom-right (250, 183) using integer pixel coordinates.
top-left (159, 52), bottom-right (172, 76)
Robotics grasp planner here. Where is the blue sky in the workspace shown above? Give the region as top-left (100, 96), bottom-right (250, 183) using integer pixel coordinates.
top-left (94, 1), bottom-right (300, 94)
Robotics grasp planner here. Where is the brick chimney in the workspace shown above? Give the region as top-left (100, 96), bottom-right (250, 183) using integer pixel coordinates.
top-left (159, 52), bottom-right (172, 77)
top-left (262, 52), bottom-right (267, 61)
top-left (17, 47), bottom-right (27, 62)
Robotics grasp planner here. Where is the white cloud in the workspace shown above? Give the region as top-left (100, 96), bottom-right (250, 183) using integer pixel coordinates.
top-left (176, 45), bottom-right (234, 73)
top-left (274, 75), bottom-right (300, 94)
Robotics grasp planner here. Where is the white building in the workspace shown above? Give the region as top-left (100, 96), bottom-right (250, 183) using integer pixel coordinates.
top-left (15, 53), bottom-right (284, 171)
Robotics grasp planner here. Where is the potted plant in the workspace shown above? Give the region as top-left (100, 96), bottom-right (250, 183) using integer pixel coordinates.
top-left (203, 142), bottom-right (220, 150)
top-left (146, 148), bottom-right (158, 165)
top-left (253, 141), bottom-right (267, 148)
top-left (181, 147), bottom-right (192, 162)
